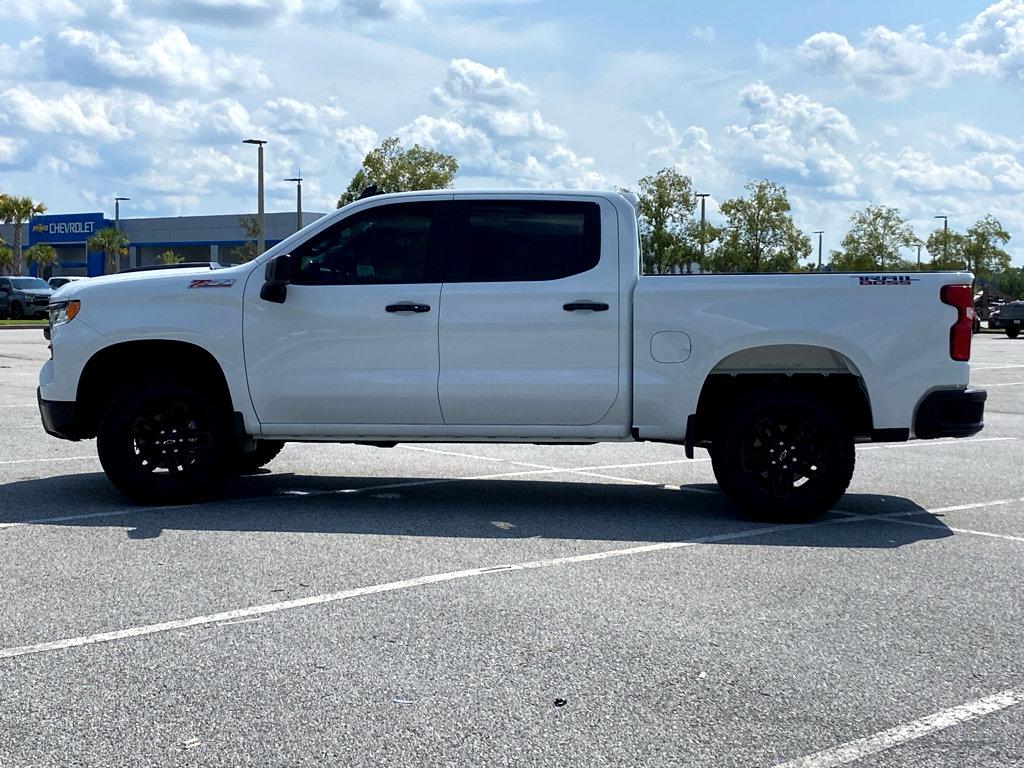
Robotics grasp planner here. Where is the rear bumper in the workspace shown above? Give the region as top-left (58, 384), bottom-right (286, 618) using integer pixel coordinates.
top-left (37, 388), bottom-right (82, 441)
top-left (914, 387), bottom-right (986, 439)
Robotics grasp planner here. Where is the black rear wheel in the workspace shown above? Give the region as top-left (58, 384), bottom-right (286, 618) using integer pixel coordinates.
top-left (1007, 328), bottom-right (1020, 339)
top-left (97, 377), bottom-right (229, 503)
top-left (711, 390), bottom-right (855, 521)
top-left (231, 439), bottom-right (285, 474)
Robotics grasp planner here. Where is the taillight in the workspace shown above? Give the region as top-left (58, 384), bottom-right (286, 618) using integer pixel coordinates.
top-left (940, 284), bottom-right (974, 362)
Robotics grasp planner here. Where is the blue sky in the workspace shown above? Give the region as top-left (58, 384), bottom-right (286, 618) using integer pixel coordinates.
top-left (1, 0), bottom-right (1022, 265)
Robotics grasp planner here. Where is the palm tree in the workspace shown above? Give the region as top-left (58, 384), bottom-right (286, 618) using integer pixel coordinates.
top-left (86, 227), bottom-right (129, 274)
top-left (0, 242), bottom-right (13, 275)
top-left (0, 194), bottom-right (47, 275)
top-left (24, 244), bottom-right (58, 276)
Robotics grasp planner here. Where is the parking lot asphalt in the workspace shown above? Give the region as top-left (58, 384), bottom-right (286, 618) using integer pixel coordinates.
top-left (1, 328), bottom-right (1022, 767)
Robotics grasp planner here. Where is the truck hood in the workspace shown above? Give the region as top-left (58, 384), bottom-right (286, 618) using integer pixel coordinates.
top-left (56, 263), bottom-right (252, 303)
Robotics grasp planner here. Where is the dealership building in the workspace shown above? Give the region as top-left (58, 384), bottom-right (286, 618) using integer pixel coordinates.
top-left (0, 210), bottom-right (325, 277)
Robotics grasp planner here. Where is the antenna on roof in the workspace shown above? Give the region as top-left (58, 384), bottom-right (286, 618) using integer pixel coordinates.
top-left (357, 185), bottom-right (380, 200)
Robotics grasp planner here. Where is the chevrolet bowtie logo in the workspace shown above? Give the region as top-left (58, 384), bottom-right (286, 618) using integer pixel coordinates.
top-left (32, 224), bottom-right (48, 233)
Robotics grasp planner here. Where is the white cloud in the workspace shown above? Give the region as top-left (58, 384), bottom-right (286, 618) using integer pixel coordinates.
top-left (0, 136), bottom-right (28, 165)
top-left (0, 0), bottom-right (86, 21)
top-left (947, 124), bottom-right (1024, 153)
top-left (398, 58), bottom-right (612, 188)
top-left (0, 86), bottom-right (133, 142)
top-left (724, 83), bottom-right (859, 196)
top-left (44, 23), bottom-right (272, 92)
top-left (797, 2), bottom-right (1024, 98)
top-left (691, 25), bottom-right (716, 43)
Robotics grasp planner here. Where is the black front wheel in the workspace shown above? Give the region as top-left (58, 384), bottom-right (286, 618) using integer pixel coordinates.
top-left (97, 377), bottom-right (229, 503)
top-left (711, 390), bottom-right (855, 521)
top-left (1007, 328), bottom-right (1020, 339)
top-left (10, 302), bottom-right (24, 320)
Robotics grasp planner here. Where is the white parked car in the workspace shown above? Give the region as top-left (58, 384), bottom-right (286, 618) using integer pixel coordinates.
top-left (47, 276), bottom-right (86, 290)
top-left (38, 190), bottom-right (985, 519)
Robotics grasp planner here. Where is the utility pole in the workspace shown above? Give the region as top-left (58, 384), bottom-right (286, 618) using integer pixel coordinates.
top-left (934, 215), bottom-right (948, 267)
top-left (244, 139), bottom-right (267, 254)
top-left (114, 197), bottom-right (129, 271)
top-left (695, 193), bottom-right (710, 275)
top-left (285, 177), bottom-right (303, 233)
top-left (813, 230), bottom-right (824, 270)
top-left (916, 242), bottom-right (922, 266)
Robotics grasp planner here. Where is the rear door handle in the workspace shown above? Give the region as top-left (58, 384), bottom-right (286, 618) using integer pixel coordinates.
top-left (563, 302), bottom-right (609, 312)
top-left (386, 303), bottom-right (431, 313)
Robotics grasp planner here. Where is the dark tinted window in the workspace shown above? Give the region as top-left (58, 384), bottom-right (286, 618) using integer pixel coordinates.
top-left (449, 200), bottom-right (600, 282)
top-left (291, 202), bottom-right (439, 285)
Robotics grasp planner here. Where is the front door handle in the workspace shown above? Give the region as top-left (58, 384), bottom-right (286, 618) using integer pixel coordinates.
top-left (386, 303), bottom-right (431, 313)
top-left (563, 302), bottom-right (609, 312)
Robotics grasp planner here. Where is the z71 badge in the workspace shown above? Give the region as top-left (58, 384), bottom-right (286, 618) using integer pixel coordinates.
top-left (188, 278), bottom-right (236, 288)
top-left (855, 275), bottom-right (918, 286)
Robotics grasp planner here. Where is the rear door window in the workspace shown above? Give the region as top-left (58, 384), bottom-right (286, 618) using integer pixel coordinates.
top-left (446, 200), bottom-right (600, 283)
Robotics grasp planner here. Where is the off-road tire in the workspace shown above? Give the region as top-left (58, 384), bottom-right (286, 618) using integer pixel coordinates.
top-left (231, 440), bottom-right (285, 474)
top-left (711, 389), bottom-right (855, 522)
top-left (97, 376), bottom-right (230, 503)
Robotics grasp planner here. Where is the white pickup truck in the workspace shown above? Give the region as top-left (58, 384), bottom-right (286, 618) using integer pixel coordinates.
top-left (38, 190), bottom-right (985, 519)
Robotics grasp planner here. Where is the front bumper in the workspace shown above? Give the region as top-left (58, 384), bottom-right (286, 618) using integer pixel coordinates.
top-left (914, 387), bottom-right (986, 439)
top-left (37, 388), bottom-right (81, 441)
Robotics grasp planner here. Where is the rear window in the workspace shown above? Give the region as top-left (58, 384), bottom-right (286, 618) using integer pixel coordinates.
top-left (447, 200), bottom-right (600, 283)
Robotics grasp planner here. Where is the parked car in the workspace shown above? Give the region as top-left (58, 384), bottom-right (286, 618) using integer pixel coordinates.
top-left (989, 300), bottom-right (1024, 338)
top-left (0, 276), bottom-right (53, 319)
top-left (47, 276), bottom-right (86, 290)
top-left (38, 189), bottom-right (985, 519)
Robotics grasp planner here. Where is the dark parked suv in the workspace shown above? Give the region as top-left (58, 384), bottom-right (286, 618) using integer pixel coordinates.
top-left (0, 276), bottom-right (53, 319)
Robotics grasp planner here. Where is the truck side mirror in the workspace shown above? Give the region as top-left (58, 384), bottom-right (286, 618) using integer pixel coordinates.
top-left (260, 254), bottom-right (293, 304)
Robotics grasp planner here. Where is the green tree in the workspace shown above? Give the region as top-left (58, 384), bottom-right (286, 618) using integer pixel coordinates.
top-left (830, 204), bottom-right (916, 272)
top-left (0, 242), bottom-right (13, 275)
top-left (627, 168), bottom-right (696, 274)
top-left (963, 215), bottom-right (1011, 280)
top-left (0, 194), bottom-right (47, 275)
top-left (992, 268), bottom-right (1024, 300)
top-left (715, 180), bottom-right (810, 272)
top-left (156, 249), bottom-right (184, 265)
top-left (926, 228), bottom-right (966, 270)
top-left (337, 136), bottom-right (459, 208)
top-left (24, 244), bottom-right (57, 273)
top-left (230, 214), bottom-right (262, 263)
top-left (926, 215), bottom-right (1011, 281)
top-left (86, 228), bottom-right (129, 274)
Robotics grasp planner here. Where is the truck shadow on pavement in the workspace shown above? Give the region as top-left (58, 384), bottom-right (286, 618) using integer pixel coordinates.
top-left (0, 470), bottom-right (953, 549)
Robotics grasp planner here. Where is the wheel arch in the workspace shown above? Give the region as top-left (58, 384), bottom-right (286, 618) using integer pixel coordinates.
top-left (691, 343), bottom-right (875, 447)
top-left (74, 339), bottom-right (235, 439)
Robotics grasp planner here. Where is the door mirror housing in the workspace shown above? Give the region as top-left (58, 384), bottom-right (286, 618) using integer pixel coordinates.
top-left (260, 253), bottom-right (292, 304)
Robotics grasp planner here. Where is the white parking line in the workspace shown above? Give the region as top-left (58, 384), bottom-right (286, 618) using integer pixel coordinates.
top-left (970, 364), bottom-right (1024, 370)
top-left (859, 436), bottom-right (1017, 451)
top-left (0, 403), bottom-right (36, 408)
top-left (972, 381), bottom-right (1024, 387)
top-left (0, 455), bottom-right (95, 466)
top-left (775, 689), bottom-right (1023, 767)
top-left (0, 515), bottom-right (862, 661)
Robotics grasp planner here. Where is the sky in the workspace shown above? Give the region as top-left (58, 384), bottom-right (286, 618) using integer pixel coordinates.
top-left (1, 0), bottom-right (1023, 265)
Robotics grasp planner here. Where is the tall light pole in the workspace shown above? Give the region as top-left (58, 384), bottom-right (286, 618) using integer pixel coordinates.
top-left (916, 241), bottom-right (923, 267)
top-left (114, 197), bottom-right (129, 272)
top-left (695, 193), bottom-right (710, 275)
top-left (243, 139), bottom-right (267, 254)
top-left (812, 230), bottom-right (824, 270)
top-left (284, 177), bottom-right (302, 233)
top-left (934, 215), bottom-right (948, 267)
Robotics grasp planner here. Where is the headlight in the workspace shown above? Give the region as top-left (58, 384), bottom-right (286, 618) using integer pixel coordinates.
top-left (49, 300), bottom-right (80, 327)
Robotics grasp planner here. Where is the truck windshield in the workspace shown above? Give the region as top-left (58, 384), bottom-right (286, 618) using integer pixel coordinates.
top-left (10, 278), bottom-right (50, 290)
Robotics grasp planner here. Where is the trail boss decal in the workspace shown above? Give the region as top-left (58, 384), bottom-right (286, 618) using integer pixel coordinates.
top-left (188, 278), bottom-right (236, 288)
top-left (855, 275), bottom-right (919, 286)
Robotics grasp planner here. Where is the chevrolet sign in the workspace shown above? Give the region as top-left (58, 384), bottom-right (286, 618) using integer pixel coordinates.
top-left (28, 213), bottom-right (110, 245)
